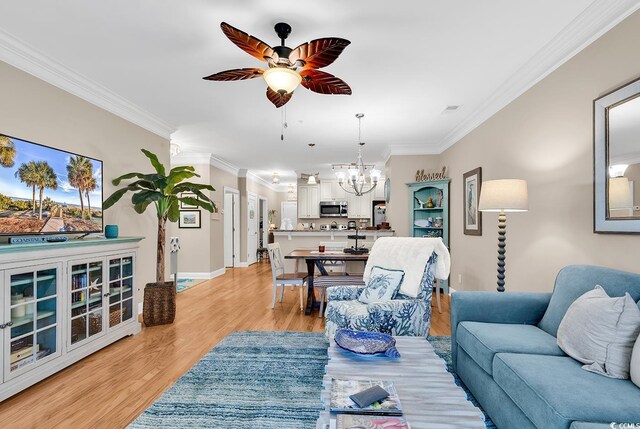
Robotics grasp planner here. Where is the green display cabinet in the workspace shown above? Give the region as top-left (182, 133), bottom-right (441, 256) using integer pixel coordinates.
top-left (407, 179), bottom-right (450, 293)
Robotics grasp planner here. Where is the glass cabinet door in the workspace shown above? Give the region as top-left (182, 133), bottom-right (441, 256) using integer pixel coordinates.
top-left (5, 265), bottom-right (60, 377)
top-left (69, 260), bottom-right (105, 348)
top-left (108, 256), bottom-right (134, 329)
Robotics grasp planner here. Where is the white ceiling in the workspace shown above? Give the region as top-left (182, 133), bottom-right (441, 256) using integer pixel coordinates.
top-left (0, 1), bottom-right (639, 188)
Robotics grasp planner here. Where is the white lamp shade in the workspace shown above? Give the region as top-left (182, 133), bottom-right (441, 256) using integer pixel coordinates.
top-left (370, 168), bottom-right (382, 182)
top-left (262, 67), bottom-right (302, 94)
top-left (334, 170), bottom-right (346, 183)
top-left (478, 179), bottom-right (529, 212)
top-left (608, 177), bottom-right (633, 209)
top-left (307, 175), bottom-right (317, 185)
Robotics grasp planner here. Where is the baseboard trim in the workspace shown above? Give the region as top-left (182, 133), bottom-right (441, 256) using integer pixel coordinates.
top-left (448, 287), bottom-right (457, 295)
top-left (234, 262), bottom-right (250, 268)
top-left (178, 268), bottom-right (226, 280)
top-left (138, 269), bottom-right (226, 315)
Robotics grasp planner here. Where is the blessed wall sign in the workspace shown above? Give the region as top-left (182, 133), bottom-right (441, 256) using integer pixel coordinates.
top-left (415, 167), bottom-right (447, 182)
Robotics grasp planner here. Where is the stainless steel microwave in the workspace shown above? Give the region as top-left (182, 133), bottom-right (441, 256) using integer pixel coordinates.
top-left (319, 201), bottom-right (348, 217)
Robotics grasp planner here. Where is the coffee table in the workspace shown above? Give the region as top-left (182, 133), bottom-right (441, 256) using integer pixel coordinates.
top-left (316, 336), bottom-right (486, 429)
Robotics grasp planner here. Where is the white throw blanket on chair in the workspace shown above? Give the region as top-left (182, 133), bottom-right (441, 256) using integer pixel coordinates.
top-left (363, 237), bottom-right (451, 298)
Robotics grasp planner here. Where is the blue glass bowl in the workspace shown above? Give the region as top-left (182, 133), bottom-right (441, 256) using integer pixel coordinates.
top-left (334, 329), bottom-right (401, 358)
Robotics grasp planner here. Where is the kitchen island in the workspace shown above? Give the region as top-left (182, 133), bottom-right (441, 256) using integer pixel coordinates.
top-left (273, 229), bottom-right (395, 272)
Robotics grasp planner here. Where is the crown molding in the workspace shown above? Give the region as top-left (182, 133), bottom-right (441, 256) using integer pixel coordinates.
top-left (382, 143), bottom-right (441, 163)
top-left (247, 171), bottom-right (285, 192)
top-left (434, 0), bottom-right (640, 154)
top-left (210, 156), bottom-right (241, 177)
top-left (0, 28), bottom-right (175, 140)
top-left (171, 152), bottom-right (212, 166)
top-left (172, 153), bottom-right (285, 191)
top-left (171, 152), bottom-right (240, 177)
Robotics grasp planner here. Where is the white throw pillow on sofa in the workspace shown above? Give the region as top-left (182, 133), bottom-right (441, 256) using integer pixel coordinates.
top-left (557, 285), bottom-right (640, 379)
top-left (631, 335), bottom-right (640, 388)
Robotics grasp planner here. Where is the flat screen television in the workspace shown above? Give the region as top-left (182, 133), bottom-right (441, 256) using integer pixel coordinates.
top-left (0, 133), bottom-right (103, 236)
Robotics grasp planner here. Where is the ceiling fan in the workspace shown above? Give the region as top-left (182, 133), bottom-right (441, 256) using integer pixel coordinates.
top-left (203, 22), bottom-right (352, 108)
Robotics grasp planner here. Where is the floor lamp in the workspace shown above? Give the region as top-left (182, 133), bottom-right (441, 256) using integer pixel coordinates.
top-left (478, 179), bottom-right (528, 292)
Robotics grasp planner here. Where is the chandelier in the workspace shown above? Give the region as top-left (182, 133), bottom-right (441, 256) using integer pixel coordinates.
top-left (332, 113), bottom-right (381, 196)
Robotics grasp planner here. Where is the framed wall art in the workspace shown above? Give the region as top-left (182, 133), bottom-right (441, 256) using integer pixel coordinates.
top-left (178, 210), bottom-right (201, 229)
top-left (180, 192), bottom-right (199, 209)
top-left (463, 167), bottom-right (482, 236)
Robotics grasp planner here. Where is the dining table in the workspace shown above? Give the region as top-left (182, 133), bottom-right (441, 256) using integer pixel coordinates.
top-left (285, 249), bottom-right (369, 315)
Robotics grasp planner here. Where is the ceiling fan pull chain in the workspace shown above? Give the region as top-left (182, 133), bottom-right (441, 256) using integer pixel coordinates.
top-left (281, 106), bottom-right (288, 141)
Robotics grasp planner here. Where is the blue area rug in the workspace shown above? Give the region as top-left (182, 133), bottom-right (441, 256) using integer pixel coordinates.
top-left (128, 331), bottom-right (329, 429)
top-left (429, 336), bottom-right (497, 429)
top-left (175, 278), bottom-right (205, 293)
top-left (129, 332), bottom-right (494, 429)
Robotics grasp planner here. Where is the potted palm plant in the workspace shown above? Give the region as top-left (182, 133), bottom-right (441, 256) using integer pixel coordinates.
top-left (103, 149), bottom-right (216, 326)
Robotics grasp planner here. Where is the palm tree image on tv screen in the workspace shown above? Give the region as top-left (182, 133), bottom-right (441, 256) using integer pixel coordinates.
top-left (0, 134), bottom-right (102, 234)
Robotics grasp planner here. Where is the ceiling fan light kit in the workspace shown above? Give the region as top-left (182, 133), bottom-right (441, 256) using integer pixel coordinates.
top-left (204, 22), bottom-right (352, 107)
top-left (263, 67), bottom-right (301, 94)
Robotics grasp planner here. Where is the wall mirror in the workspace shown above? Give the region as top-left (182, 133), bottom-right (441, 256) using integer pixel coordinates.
top-left (594, 77), bottom-right (640, 233)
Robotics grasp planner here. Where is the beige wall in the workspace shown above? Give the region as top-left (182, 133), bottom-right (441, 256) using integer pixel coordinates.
top-left (239, 176), bottom-right (285, 263)
top-left (168, 163), bottom-right (212, 274)
top-left (385, 155), bottom-right (442, 237)
top-left (171, 166), bottom-right (286, 272)
top-left (437, 10), bottom-right (640, 293)
top-left (0, 61), bottom-right (169, 300)
top-left (210, 165), bottom-right (240, 272)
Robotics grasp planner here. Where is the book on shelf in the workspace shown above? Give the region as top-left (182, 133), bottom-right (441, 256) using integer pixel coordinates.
top-left (10, 348), bottom-right (50, 371)
top-left (11, 337), bottom-right (32, 353)
top-left (330, 379), bottom-right (402, 415)
top-left (335, 414), bottom-right (410, 429)
top-left (10, 344), bottom-right (39, 364)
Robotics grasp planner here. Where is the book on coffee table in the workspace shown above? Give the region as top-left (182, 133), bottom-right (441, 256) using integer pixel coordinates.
top-left (335, 413), bottom-right (410, 429)
top-left (330, 379), bottom-right (402, 415)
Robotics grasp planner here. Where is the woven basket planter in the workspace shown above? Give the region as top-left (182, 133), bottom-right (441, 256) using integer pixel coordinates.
top-left (143, 281), bottom-right (176, 326)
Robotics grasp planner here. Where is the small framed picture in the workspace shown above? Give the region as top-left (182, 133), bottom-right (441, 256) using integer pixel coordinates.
top-left (463, 167), bottom-right (482, 236)
top-left (179, 210), bottom-right (201, 228)
top-left (180, 192), bottom-right (199, 209)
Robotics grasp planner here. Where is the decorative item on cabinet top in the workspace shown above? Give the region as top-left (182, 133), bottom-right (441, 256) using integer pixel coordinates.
top-left (415, 167), bottom-right (447, 182)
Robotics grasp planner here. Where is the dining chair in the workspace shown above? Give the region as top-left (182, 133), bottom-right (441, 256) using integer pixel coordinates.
top-left (267, 243), bottom-right (307, 310)
top-left (434, 279), bottom-right (443, 313)
top-left (421, 235), bottom-right (443, 314)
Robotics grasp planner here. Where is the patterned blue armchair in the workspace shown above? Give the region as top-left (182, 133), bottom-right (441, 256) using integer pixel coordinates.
top-left (324, 254), bottom-right (437, 338)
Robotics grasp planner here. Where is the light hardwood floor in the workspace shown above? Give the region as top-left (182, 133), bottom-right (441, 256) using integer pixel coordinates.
top-left (0, 261), bottom-right (451, 429)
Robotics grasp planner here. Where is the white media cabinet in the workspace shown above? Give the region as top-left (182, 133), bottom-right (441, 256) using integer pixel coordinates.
top-left (0, 237), bottom-right (143, 401)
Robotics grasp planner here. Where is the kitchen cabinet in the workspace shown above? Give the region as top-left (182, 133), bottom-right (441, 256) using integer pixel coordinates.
top-left (373, 180), bottom-right (385, 200)
top-left (320, 181), bottom-right (347, 202)
top-left (297, 185), bottom-right (319, 219)
top-left (347, 192), bottom-right (372, 219)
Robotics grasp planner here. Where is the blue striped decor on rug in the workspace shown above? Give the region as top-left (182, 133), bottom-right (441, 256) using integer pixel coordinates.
top-left (128, 331), bottom-right (329, 429)
top-left (429, 336), bottom-right (497, 429)
top-left (129, 332), bottom-right (494, 429)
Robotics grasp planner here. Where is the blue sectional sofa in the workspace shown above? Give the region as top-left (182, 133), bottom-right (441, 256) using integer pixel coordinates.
top-left (451, 265), bottom-right (640, 429)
